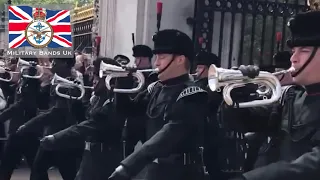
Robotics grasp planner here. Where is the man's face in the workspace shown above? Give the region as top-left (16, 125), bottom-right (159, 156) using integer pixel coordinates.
top-left (154, 54), bottom-right (185, 81)
top-left (195, 65), bottom-right (208, 79)
top-left (135, 57), bottom-right (151, 68)
top-left (291, 46), bottom-right (320, 85)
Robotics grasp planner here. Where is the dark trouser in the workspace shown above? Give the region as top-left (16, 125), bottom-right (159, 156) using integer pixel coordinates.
top-left (0, 133), bottom-right (39, 180)
top-left (0, 122), bottom-right (5, 159)
top-left (75, 142), bottom-right (122, 180)
top-left (144, 162), bottom-right (204, 180)
top-left (30, 147), bottom-right (80, 180)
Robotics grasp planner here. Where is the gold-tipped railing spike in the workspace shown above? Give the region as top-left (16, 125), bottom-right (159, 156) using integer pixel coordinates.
top-left (71, 3), bottom-right (94, 22)
top-left (308, 0), bottom-right (320, 10)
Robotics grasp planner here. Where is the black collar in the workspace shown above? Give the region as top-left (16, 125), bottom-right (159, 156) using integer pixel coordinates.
top-left (161, 74), bottom-right (189, 86)
top-left (305, 83), bottom-right (320, 95)
top-left (195, 77), bottom-right (208, 83)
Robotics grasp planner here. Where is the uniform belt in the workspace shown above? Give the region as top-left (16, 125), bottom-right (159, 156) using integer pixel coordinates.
top-left (152, 152), bottom-right (199, 165)
top-left (84, 141), bottom-right (113, 152)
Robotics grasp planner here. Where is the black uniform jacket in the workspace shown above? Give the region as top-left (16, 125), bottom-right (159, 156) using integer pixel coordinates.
top-left (50, 77), bottom-right (134, 148)
top-left (0, 78), bottom-right (42, 134)
top-left (237, 83), bottom-right (320, 180)
top-left (117, 74), bottom-right (208, 176)
top-left (21, 83), bottom-right (86, 137)
top-left (50, 95), bottom-right (116, 148)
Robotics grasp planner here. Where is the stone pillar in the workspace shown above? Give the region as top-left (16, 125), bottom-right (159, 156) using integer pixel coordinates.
top-left (99, 0), bottom-right (116, 57)
top-left (138, 0), bottom-right (195, 47)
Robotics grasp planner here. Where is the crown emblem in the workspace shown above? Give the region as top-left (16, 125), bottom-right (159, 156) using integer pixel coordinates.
top-left (32, 8), bottom-right (46, 21)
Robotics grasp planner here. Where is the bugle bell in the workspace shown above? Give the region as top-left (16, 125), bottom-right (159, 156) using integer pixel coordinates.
top-left (17, 58), bottom-right (44, 79)
top-left (208, 64), bottom-right (282, 108)
top-left (51, 73), bottom-right (85, 100)
top-left (0, 67), bottom-right (14, 82)
top-left (100, 61), bottom-right (158, 93)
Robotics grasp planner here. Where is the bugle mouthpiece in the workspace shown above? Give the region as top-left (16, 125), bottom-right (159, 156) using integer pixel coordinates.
top-left (287, 67), bottom-right (295, 72)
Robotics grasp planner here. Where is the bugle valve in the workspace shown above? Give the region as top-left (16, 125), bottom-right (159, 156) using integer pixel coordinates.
top-left (256, 67), bottom-right (295, 95)
top-left (100, 61), bottom-right (158, 93)
top-left (208, 64), bottom-right (282, 108)
top-left (51, 73), bottom-right (85, 100)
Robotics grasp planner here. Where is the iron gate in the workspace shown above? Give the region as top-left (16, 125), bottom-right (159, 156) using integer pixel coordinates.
top-left (193, 0), bottom-right (309, 68)
top-left (73, 19), bottom-right (93, 52)
top-left (71, 4), bottom-right (94, 52)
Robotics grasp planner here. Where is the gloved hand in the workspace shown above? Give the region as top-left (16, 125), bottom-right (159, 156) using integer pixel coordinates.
top-left (16, 125), bottom-right (26, 134)
top-left (237, 65), bottom-right (260, 79)
top-left (73, 79), bottom-right (82, 85)
top-left (104, 58), bottom-right (122, 67)
top-left (40, 135), bottom-right (56, 150)
top-left (108, 165), bottom-right (131, 180)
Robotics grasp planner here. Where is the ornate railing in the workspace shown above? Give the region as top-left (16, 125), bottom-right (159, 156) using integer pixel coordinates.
top-left (71, 3), bottom-right (94, 51)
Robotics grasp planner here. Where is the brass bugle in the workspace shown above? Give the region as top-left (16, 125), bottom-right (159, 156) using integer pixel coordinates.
top-left (257, 67), bottom-right (295, 95)
top-left (100, 61), bottom-right (158, 93)
top-left (272, 67), bottom-right (295, 76)
top-left (208, 64), bottom-right (282, 108)
top-left (51, 73), bottom-right (85, 100)
top-left (17, 58), bottom-right (44, 79)
top-left (83, 86), bottom-right (94, 89)
top-left (0, 67), bottom-right (14, 82)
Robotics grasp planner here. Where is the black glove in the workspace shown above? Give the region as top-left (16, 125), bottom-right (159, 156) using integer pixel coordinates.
top-left (108, 165), bottom-right (131, 180)
top-left (104, 58), bottom-right (122, 67)
top-left (238, 65), bottom-right (260, 79)
top-left (40, 135), bottom-right (56, 150)
top-left (73, 79), bottom-right (82, 85)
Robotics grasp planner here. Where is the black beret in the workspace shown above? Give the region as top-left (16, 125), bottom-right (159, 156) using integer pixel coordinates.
top-left (195, 52), bottom-right (220, 67)
top-left (152, 29), bottom-right (193, 61)
top-left (287, 11), bottom-right (320, 47)
top-left (132, 45), bottom-right (153, 58)
top-left (273, 51), bottom-right (291, 69)
top-left (54, 57), bottom-right (76, 67)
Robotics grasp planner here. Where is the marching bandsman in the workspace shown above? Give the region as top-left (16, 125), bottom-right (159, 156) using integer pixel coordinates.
top-left (108, 29), bottom-right (208, 180)
top-left (230, 9), bottom-right (320, 180)
top-left (0, 57), bottom-right (43, 180)
top-left (123, 44), bottom-right (156, 158)
top-left (16, 57), bottom-right (85, 180)
top-left (39, 57), bottom-right (127, 180)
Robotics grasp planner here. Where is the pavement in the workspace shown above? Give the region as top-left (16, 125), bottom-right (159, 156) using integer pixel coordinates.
top-left (11, 167), bottom-right (146, 180)
top-left (11, 168), bottom-right (62, 180)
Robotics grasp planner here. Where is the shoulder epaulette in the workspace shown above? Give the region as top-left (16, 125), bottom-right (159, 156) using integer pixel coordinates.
top-left (147, 81), bottom-right (159, 94)
top-left (176, 86), bottom-right (207, 102)
top-left (102, 98), bottom-right (114, 106)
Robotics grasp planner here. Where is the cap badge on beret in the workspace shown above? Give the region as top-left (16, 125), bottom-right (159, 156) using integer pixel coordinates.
top-left (287, 20), bottom-right (291, 27)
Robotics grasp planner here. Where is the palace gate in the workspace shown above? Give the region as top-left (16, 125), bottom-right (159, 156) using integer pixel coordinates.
top-left (193, 0), bottom-right (309, 68)
top-left (71, 4), bottom-right (94, 53)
